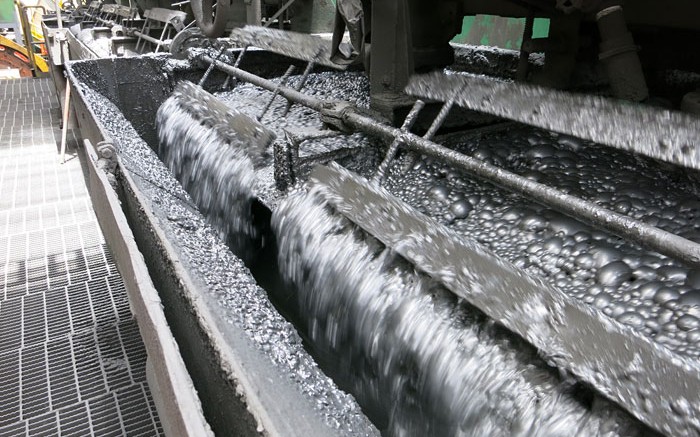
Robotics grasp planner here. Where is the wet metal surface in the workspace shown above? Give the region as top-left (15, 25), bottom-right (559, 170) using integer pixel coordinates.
top-left (273, 167), bottom-right (654, 436)
top-left (406, 72), bottom-right (700, 170)
top-left (228, 26), bottom-right (343, 69)
top-left (202, 56), bottom-right (700, 269)
top-left (383, 126), bottom-right (700, 360)
top-left (209, 64), bottom-right (700, 435)
top-left (157, 82), bottom-right (274, 262)
top-left (211, 70), bottom-right (375, 207)
top-left (306, 163), bottom-right (700, 436)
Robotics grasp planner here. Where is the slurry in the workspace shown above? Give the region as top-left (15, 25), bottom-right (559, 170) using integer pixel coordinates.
top-left (272, 176), bottom-right (653, 436)
top-left (203, 71), bottom-right (678, 434)
top-left (100, 62), bottom-right (696, 435)
top-left (72, 77), bottom-right (378, 436)
top-left (213, 70), bottom-right (700, 359)
top-left (157, 82), bottom-right (263, 262)
top-left (382, 128), bottom-right (700, 358)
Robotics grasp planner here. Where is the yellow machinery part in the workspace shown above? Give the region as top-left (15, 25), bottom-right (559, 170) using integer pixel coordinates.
top-left (0, 34), bottom-right (49, 76)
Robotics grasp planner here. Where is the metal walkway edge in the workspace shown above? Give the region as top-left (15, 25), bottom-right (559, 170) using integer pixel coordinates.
top-left (0, 78), bottom-right (164, 436)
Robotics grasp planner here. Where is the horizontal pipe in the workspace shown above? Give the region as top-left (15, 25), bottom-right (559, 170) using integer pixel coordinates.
top-left (200, 55), bottom-right (700, 269)
top-left (133, 30), bottom-right (169, 46)
top-left (202, 56), bottom-right (325, 111)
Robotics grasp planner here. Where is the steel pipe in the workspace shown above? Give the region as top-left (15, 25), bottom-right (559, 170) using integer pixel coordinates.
top-left (374, 99), bottom-right (425, 183)
top-left (133, 30), bottom-right (169, 47)
top-left (202, 55), bottom-right (325, 111)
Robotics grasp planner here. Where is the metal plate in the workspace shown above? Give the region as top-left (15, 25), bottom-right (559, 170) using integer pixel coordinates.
top-left (143, 8), bottom-right (186, 25)
top-left (406, 72), bottom-right (700, 170)
top-left (167, 81), bottom-right (276, 164)
top-left (229, 25), bottom-right (346, 70)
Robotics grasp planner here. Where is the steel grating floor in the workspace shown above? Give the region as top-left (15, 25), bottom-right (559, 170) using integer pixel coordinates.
top-left (0, 78), bottom-right (163, 436)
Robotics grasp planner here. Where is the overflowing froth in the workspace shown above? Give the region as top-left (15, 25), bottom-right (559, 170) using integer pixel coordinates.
top-left (156, 82), bottom-right (265, 261)
top-left (272, 174), bottom-right (645, 436)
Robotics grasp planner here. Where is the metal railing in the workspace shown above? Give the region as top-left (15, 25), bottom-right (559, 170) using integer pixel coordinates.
top-left (14, 1), bottom-right (47, 77)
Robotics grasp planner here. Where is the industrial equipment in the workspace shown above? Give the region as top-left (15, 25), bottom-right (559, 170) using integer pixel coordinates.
top-left (0, 33), bottom-right (48, 76)
top-left (0, 0), bottom-right (51, 77)
top-left (39, 0), bottom-right (700, 435)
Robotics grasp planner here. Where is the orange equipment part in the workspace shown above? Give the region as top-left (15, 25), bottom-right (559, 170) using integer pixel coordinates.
top-left (0, 34), bottom-right (49, 77)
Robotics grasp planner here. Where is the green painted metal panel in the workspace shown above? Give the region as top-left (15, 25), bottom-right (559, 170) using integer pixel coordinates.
top-left (290, 0), bottom-right (336, 33)
top-left (452, 14), bottom-right (550, 49)
top-left (0, 0), bottom-right (15, 25)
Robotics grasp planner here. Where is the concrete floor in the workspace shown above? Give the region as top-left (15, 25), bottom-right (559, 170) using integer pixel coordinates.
top-left (0, 77), bottom-right (163, 436)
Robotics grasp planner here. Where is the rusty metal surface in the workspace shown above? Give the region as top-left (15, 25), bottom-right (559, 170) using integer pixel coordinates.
top-left (310, 162), bottom-right (700, 437)
top-left (406, 72), bottom-right (700, 170)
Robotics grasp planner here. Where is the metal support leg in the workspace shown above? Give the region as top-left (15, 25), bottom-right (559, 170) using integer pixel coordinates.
top-left (369, 0), bottom-right (414, 119)
top-left (258, 65), bottom-right (295, 121)
top-left (135, 18), bottom-right (148, 52)
top-left (517, 13), bottom-right (534, 82)
top-left (374, 100), bottom-right (425, 183)
top-left (199, 47), bottom-right (226, 86)
top-left (246, 0), bottom-right (261, 25)
top-left (402, 96), bottom-right (455, 173)
top-left (222, 46), bottom-right (247, 89)
top-left (154, 23), bottom-right (169, 53)
top-left (422, 97), bottom-right (454, 140)
top-left (60, 80), bottom-right (71, 164)
top-left (282, 60), bottom-right (315, 116)
top-left (596, 5), bottom-right (648, 101)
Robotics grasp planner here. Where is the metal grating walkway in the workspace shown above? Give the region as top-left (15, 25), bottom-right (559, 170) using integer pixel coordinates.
top-left (0, 78), bottom-right (163, 436)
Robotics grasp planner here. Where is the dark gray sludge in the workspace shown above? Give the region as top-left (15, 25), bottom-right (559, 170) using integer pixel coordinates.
top-left (69, 53), bottom-right (698, 436)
